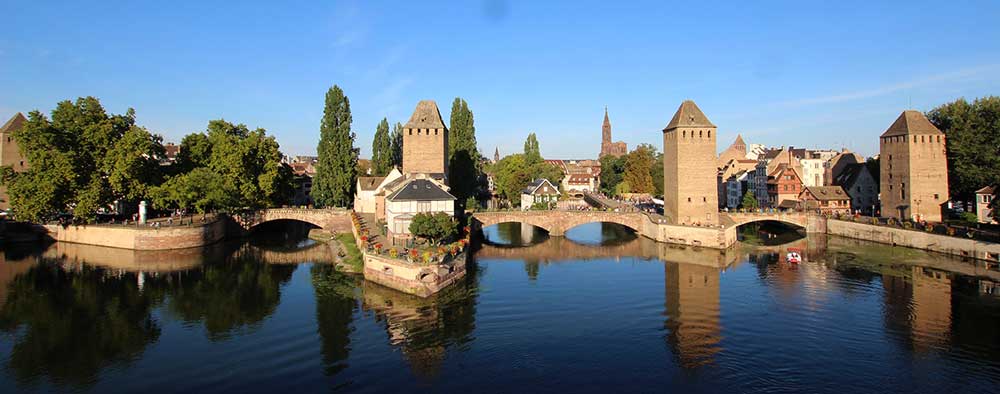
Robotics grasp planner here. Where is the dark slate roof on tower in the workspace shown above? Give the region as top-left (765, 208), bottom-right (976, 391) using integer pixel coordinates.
top-left (403, 100), bottom-right (447, 130)
top-left (880, 110), bottom-right (943, 137)
top-left (0, 112), bottom-right (27, 133)
top-left (664, 100), bottom-right (715, 131)
top-left (387, 179), bottom-right (456, 201)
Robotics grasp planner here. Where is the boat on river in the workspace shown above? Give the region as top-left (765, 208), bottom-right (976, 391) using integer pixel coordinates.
top-left (786, 248), bottom-right (803, 264)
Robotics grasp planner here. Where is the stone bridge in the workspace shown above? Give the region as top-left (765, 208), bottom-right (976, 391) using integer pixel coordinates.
top-left (234, 208), bottom-right (352, 232)
top-left (471, 210), bottom-right (653, 237)
top-left (720, 212), bottom-right (825, 233)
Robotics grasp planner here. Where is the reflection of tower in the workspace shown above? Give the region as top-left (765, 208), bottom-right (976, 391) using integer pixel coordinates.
top-left (664, 261), bottom-right (721, 368)
top-left (910, 267), bottom-right (951, 350)
top-left (882, 268), bottom-right (952, 352)
top-left (520, 222), bottom-right (535, 244)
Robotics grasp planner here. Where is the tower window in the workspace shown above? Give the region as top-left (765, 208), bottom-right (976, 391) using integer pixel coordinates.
top-left (708, 130), bottom-right (711, 138)
top-left (409, 130), bottom-right (413, 135)
top-left (687, 197), bottom-right (691, 202)
top-left (699, 130), bottom-right (703, 138)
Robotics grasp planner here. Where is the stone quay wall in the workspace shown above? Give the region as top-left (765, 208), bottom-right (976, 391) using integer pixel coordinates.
top-left (44, 218), bottom-right (230, 250)
top-left (826, 219), bottom-right (1000, 262)
top-left (362, 253), bottom-right (467, 298)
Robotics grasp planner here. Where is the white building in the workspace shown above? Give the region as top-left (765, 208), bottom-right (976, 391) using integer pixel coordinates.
top-left (384, 176), bottom-right (456, 238)
top-left (520, 179), bottom-right (560, 210)
top-left (800, 158), bottom-right (825, 187)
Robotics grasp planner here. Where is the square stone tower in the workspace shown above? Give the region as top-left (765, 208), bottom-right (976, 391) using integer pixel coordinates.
top-left (663, 100), bottom-right (718, 225)
top-left (879, 110), bottom-right (949, 222)
top-left (402, 100), bottom-right (449, 180)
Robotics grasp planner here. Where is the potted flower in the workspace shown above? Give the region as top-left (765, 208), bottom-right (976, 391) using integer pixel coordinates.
top-left (373, 243), bottom-right (383, 254)
top-left (925, 224), bottom-right (934, 233)
top-left (388, 248), bottom-right (399, 259)
top-left (946, 226), bottom-right (956, 236)
top-left (422, 251), bottom-right (433, 264)
top-left (408, 249), bottom-right (419, 263)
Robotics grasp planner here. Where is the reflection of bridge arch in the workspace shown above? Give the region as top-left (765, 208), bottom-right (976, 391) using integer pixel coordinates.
top-left (476, 236), bottom-right (739, 268)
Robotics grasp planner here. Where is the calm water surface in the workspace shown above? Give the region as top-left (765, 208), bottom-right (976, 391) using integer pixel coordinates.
top-left (1, 221), bottom-right (999, 393)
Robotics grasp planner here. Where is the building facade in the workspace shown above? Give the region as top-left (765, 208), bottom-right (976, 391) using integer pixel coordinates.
top-left (975, 186), bottom-right (996, 224)
top-left (834, 163), bottom-right (878, 215)
top-left (879, 110), bottom-right (949, 222)
top-left (0, 113), bottom-right (29, 210)
top-left (767, 164), bottom-right (804, 209)
top-left (663, 100), bottom-right (717, 225)
top-left (799, 186), bottom-right (851, 215)
top-left (402, 100), bottom-right (449, 177)
top-left (520, 179), bottom-right (560, 210)
top-left (599, 107), bottom-right (627, 158)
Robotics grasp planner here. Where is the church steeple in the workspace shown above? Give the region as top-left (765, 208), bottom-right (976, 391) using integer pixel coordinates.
top-left (602, 106), bottom-right (612, 144)
top-left (494, 146), bottom-right (500, 162)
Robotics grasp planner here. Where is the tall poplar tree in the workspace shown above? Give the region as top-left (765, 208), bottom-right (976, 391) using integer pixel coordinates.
top-left (371, 118), bottom-right (392, 176)
top-left (390, 122), bottom-right (404, 169)
top-left (448, 97), bottom-right (482, 202)
top-left (523, 133), bottom-right (541, 164)
top-left (313, 85), bottom-right (357, 208)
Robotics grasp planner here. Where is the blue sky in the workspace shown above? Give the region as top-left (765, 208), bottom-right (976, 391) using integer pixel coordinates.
top-left (2, 1), bottom-right (999, 159)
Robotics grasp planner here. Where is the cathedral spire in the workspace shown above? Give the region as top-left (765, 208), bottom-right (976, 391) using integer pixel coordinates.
top-left (602, 106), bottom-right (612, 144)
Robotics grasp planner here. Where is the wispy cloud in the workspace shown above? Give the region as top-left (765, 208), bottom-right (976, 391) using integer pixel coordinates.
top-left (774, 64), bottom-right (999, 107)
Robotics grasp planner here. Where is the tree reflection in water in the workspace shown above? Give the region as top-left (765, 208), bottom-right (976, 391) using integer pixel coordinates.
top-left (0, 260), bottom-right (164, 389)
top-left (310, 264), bottom-right (359, 377)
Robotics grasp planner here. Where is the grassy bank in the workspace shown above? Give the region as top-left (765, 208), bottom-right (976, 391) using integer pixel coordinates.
top-left (336, 232), bottom-right (364, 272)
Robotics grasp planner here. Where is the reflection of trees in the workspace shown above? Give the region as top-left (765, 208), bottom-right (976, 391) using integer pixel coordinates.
top-left (0, 261), bottom-right (164, 388)
top-left (310, 264), bottom-right (359, 377)
top-left (165, 252), bottom-right (297, 341)
top-left (524, 261), bottom-right (540, 281)
top-left (361, 263), bottom-right (480, 378)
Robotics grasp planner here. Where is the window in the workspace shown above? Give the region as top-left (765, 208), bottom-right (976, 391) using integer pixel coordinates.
top-left (408, 130), bottom-right (413, 135)
top-left (900, 183), bottom-right (905, 199)
top-left (934, 194), bottom-right (939, 200)
top-left (417, 201), bottom-right (431, 212)
top-left (687, 197), bottom-right (691, 202)
top-left (703, 197), bottom-right (706, 202)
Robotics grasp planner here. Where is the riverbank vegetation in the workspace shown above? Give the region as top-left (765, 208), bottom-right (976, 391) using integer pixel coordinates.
top-left (927, 96), bottom-right (1000, 221)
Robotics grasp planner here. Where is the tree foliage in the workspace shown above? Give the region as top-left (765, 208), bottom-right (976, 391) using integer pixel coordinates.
top-left (390, 122), bottom-right (404, 169)
top-left (156, 119), bottom-right (291, 212)
top-left (314, 85), bottom-right (358, 207)
top-left (741, 190), bottom-right (760, 209)
top-left (371, 117), bottom-right (392, 176)
top-left (4, 97), bottom-right (164, 222)
top-left (448, 98), bottom-right (482, 202)
top-left (523, 133), bottom-right (541, 164)
top-left (599, 154), bottom-right (626, 195)
top-left (150, 167), bottom-right (235, 213)
top-left (409, 212), bottom-right (457, 244)
top-left (926, 96), bottom-right (1000, 201)
top-left (623, 144), bottom-right (656, 194)
top-left (492, 153), bottom-right (564, 206)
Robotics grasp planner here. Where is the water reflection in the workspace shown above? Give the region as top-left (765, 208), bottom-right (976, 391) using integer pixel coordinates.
top-left (481, 222), bottom-right (549, 246)
top-left (663, 262), bottom-right (721, 368)
top-left (0, 221), bottom-right (998, 391)
top-left (359, 264), bottom-right (480, 379)
top-left (0, 258), bottom-right (163, 388)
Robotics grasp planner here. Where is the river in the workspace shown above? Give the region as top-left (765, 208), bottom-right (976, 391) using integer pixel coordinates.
top-left (1, 221), bottom-right (998, 393)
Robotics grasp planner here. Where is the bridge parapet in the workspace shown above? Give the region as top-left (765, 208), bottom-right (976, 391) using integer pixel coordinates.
top-left (234, 208), bottom-right (352, 232)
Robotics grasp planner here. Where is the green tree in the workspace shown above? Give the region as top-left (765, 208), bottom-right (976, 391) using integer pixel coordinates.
top-left (492, 153), bottom-right (564, 206)
top-left (448, 98), bottom-right (482, 203)
top-left (652, 151), bottom-right (664, 197)
top-left (409, 212), bottom-right (457, 244)
top-left (390, 122), bottom-right (404, 169)
top-left (926, 96), bottom-right (1000, 202)
top-left (623, 144), bottom-right (655, 194)
top-left (599, 154), bottom-right (626, 195)
top-left (371, 118), bottom-right (392, 176)
top-left (523, 133), bottom-right (541, 164)
top-left (4, 97), bottom-right (164, 222)
top-left (741, 190), bottom-right (760, 210)
top-left (314, 85), bottom-right (358, 207)
top-left (150, 167), bottom-right (236, 213)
